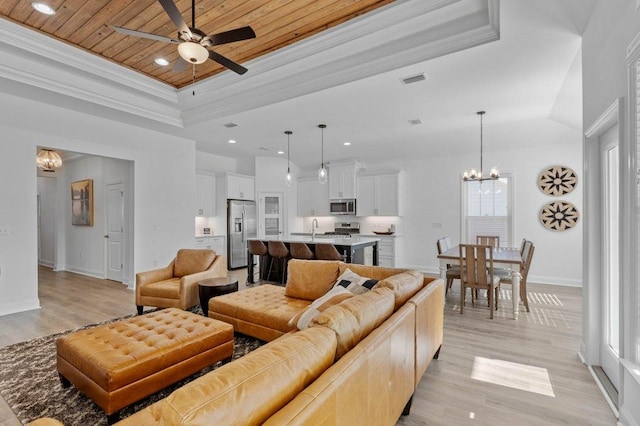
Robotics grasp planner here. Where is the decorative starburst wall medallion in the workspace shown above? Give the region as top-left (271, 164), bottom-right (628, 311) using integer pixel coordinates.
top-left (537, 166), bottom-right (577, 196)
top-left (540, 201), bottom-right (579, 231)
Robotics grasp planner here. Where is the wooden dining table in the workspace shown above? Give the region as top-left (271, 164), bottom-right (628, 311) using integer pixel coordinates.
top-left (437, 246), bottom-right (524, 319)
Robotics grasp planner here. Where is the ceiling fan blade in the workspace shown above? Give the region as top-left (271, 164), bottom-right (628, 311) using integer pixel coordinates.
top-left (204, 26), bottom-right (256, 47)
top-left (208, 50), bottom-right (248, 75)
top-left (173, 57), bottom-right (189, 73)
top-left (113, 26), bottom-right (180, 44)
top-left (157, 0), bottom-right (192, 39)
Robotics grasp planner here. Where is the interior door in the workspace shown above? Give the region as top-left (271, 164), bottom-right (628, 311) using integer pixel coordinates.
top-left (600, 123), bottom-right (620, 391)
top-left (259, 192), bottom-right (283, 238)
top-left (106, 183), bottom-right (124, 282)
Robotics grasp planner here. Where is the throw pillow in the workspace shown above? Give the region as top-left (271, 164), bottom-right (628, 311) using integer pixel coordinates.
top-left (333, 268), bottom-right (378, 295)
top-left (288, 286), bottom-right (354, 330)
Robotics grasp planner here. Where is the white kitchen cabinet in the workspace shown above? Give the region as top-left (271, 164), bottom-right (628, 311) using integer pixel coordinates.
top-left (356, 172), bottom-right (403, 216)
top-left (217, 173), bottom-right (255, 208)
top-left (196, 173), bottom-right (216, 216)
top-left (297, 178), bottom-right (330, 216)
top-left (227, 174), bottom-right (255, 200)
top-left (364, 235), bottom-right (403, 267)
top-left (194, 236), bottom-right (226, 256)
top-left (328, 161), bottom-right (362, 199)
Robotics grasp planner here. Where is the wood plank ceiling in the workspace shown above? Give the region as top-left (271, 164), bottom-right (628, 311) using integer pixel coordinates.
top-left (1, 0), bottom-right (395, 88)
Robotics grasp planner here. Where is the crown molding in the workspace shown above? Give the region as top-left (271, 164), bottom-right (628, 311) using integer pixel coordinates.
top-left (0, 0), bottom-right (498, 129)
top-left (178, 0), bottom-right (499, 125)
top-left (0, 18), bottom-right (183, 127)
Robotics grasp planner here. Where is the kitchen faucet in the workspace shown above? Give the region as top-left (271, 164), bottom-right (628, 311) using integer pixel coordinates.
top-left (311, 218), bottom-right (319, 240)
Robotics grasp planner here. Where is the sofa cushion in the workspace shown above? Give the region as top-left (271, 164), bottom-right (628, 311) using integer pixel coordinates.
top-left (173, 249), bottom-right (215, 278)
top-left (288, 286), bottom-right (354, 330)
top-left (209, 284), bottom-right (310, 334)
top-left (153, 326), bottom-right (337, 426)
top-left (285, 259), bottom-right (342, 301)
top-left (374, 270), bottom-right (424, 311)
top-left (333, 268), bottom-right (378, 295)
top-left (139, 278), bottom-right (181, 298)
top-left (310, 287), bottom-right (395, 360)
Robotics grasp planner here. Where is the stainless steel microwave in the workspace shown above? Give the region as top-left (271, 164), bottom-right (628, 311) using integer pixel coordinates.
top-left (330, 199), bottom-right (356, 215)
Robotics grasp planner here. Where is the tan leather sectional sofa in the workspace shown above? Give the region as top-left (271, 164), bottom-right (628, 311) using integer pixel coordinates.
top-left (116, 260), bottom-right (445, 425)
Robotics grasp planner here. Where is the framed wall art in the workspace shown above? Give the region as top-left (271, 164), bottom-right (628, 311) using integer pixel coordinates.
top-left (71, 179), bottom-right (93, 226)
top-left (539, 200), bottom-right (579, 231)
top-left (537, 166), bottom-right (577, 196)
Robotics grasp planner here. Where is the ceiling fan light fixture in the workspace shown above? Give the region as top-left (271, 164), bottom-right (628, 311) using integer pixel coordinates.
top-left (31, 2), bottom-right (56, 15)
top-left (178, 42), bottom-right (208, 64)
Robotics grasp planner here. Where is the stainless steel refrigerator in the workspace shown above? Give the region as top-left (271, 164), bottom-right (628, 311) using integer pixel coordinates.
top-left (227, 199), bottom-right (257, 269)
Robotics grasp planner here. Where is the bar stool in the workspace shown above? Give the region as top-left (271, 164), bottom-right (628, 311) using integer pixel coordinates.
top-left (247, 240), bottom-right (268, 284)
top-left (290, 242), bottom-right (314, 260)
top-left (267, 241), bottom-right (290, 284)
top-left (314, 243), bottom-right (346, 261)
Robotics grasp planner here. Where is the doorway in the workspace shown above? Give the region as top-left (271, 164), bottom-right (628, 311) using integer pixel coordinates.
top-left (583, 98), bottom-right (623, 415)
top-left (599, 124), bottom-right (620, 391)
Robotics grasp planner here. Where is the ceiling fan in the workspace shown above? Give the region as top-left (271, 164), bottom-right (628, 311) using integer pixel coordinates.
top-left (113, 0), bottom-right (256, 75)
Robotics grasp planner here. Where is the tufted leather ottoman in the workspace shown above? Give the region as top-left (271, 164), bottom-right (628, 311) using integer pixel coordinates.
top-left (56, 308), bottom-right (234, 424)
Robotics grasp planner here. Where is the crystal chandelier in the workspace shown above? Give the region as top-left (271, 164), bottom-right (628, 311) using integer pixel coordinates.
top-left (36, 149), bottom-right (62, 172)
top-left (463, 111), bottom-right (499, 181)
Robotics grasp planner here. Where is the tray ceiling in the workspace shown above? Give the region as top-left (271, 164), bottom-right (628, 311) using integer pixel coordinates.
top-left (0, 0), bottom-right (394, 88)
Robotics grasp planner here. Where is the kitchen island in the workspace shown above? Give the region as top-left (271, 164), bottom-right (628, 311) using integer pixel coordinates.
top-left (246, 235), bottom-right (380, 284)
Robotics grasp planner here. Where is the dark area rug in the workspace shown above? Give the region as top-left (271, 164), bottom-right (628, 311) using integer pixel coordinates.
top-left (0, 308), bottom-right (264, 425)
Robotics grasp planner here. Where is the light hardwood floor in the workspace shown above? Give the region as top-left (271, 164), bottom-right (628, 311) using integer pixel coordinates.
top-left (0, 267), bottom-right (616, 425)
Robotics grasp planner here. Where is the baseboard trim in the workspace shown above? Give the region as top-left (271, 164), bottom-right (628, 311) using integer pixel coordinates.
top-left (0, 298), bottom-right (40, 316)
top-left (64, 266), bottom-right (105, 280)
top-left (582, 356), bottom-right (620, 420)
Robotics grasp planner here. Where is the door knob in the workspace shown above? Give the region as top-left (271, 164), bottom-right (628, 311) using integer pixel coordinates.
top-left (104, 235), bottom-right (109, 238)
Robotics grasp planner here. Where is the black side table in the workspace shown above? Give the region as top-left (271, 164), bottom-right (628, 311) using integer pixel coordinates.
top-left (198, 277), bottom-right (239, 317)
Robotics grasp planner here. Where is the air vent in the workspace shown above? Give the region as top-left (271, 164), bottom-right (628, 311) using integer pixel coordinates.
top-left (223, 122), bottom-right (238, 128)
top-left (401, 73), bottom-right (427, 84)
top-left (408, 118), bottom-right (423, 126)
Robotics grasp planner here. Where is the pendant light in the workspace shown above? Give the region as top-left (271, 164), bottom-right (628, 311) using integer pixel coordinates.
top-left (463, 111), bottom-right (499, 182)
top-left (36, 149), bottom-right (62, 172)
top-left (318, 124), bottom-right (328, 184)
top-left (285, 130), bottom-right (293, 187)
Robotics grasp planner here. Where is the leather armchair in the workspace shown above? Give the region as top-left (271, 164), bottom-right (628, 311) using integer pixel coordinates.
top-left (136, 249), bottom-right (227, 314)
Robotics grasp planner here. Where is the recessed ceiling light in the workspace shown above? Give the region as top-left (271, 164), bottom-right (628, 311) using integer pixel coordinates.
top-left (32, 2), bottom-right (56, 15)
top-left (343, 142), bottom-right (351, 146)
top-left (277, 150), bottom-right (284, 155)
top-left (224, 122), bottom-right (238, 128)
top-left (228, 139), bottom-right (236, 144)
top-left (154, 58), bottom-right (169, 66)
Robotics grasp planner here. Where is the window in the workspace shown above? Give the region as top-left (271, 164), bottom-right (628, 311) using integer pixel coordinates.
top-left (462, 173), bottom-right (513, 247)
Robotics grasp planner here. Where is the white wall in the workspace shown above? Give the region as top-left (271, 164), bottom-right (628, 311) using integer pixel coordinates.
top-left (582, 1), bottom-right (640, 424)
top-left (0, 91), bottom-right (197, 316)
top-left (366, 117), bottom-right (584, 286)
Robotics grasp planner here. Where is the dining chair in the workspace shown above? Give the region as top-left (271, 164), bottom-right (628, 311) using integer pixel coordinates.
top-left (459, 244), bottom-right (500, 319)
top-left (494, 238), bottom-right (527, 280)
top-left (495, 241), bottom-right (534, 312)
top-left (476, 235), bottom-right (500, 248)
top-left (436, 237), bottom-right (461, 295)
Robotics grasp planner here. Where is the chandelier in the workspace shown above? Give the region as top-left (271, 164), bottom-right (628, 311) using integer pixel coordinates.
top-left (36, 149), bottom-right (62, 172)
top-left (463, 111), bottom-right (499, 182)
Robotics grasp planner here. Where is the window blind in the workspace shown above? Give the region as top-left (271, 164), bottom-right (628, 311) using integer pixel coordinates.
top-left (462, 175), bottom-right (513, 247)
